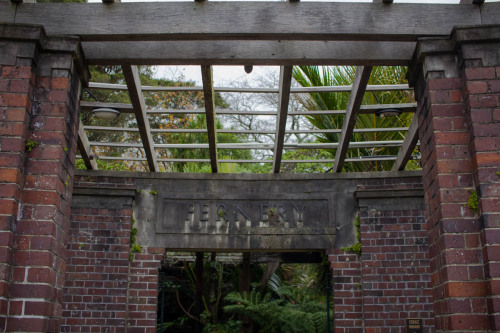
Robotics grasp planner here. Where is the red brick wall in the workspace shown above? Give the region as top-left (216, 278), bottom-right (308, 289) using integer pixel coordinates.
top-left (62, 175), bottom-right (164, 333)
top-left (0, 26), bottom-right (84, 332)
top-left (462, 63), bottom-right (500, 330)
top-left (330, 178), bottom-right (435, 332)
top-left (416, 75), bottom-right (489, 330)
top-left (409, 26), bottom-right (500, 331)
top-left (62, 205), bottom-right (132, 332)
top-left (0, 63), bottom-right (35, 331)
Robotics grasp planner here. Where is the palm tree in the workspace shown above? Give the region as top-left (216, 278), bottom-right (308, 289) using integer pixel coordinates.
top-left (292, 66), bottom-right (414, 172)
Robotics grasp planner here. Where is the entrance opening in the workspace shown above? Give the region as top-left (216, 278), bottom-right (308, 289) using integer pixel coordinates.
top-left (156, 251), bottom-right (332, 333)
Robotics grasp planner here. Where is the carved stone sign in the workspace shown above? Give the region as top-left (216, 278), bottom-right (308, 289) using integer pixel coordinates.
top-left (132, 175), bottom-right (356, 251)
top-left (156, 199), bottom-right (329, 233)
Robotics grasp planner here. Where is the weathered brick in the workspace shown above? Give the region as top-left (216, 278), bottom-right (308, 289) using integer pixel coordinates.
top-left (465, 67), bottom-right (496, 80)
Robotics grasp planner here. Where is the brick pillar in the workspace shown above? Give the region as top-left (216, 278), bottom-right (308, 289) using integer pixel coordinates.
top-left (329, 176), bottom-right (434, 332)
top-left (329, 250), bottom-right (363, 332)
top-left (409, 25), bottom-right (500, 331)
top-left (0, 23), bottom-right (88, 332)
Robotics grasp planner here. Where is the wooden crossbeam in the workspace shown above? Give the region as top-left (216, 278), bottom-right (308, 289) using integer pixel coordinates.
top-left (90, 140), bottom-right (404, 150)
top-left (83, 126), bottom-right (409, 135)
top-left (201, 65), bottom-right (218, 173)
top-left (79, 156), bottom-right (408, 164)
top-left (77, 119), bottom-right (98, 170)
top-left (88, 82), bottom-right (411, 93)
top-left (460, 0), bottom-right (484, 4)
top-left (6, 2), bottom-right (489, 42)
top-left (80, 101), bottom-right (416, 116)
top-left (122, 65), bottom-right (159, 172)
top-left (333, 66), bottom-right (373, 172)
top-left (272, 66), bottom-right (293, 174)
top-left (391, 114), bottom-right (420, 171)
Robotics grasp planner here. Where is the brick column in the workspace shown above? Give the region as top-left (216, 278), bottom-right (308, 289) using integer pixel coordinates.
top-left (329, 176), bottom-right (434, 332)
top-left (0, 23), bottom-right (88, 332)
top-left (409, 25), bottom-right (500, 331)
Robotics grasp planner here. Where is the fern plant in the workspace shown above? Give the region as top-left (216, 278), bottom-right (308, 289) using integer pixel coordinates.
top-left (223, 290), bottom-right (331, 333)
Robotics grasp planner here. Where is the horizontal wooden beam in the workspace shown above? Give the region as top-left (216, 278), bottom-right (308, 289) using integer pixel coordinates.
top-left (460, 0), bottom-right (484, 4)
top-left (90, 140), bottom-right (404, 150)
top-left (80, 101), bottom-right (417, 116)
top-left (78, 155), bottom-right (411, 164)
top-left (83, 40), bottom-right (415, 66)
top-left (7, 2), bottom-right (488, 42)
top-left (88, 82), bottom-right (411, 93)
top-left (84, 126), bottom-right (409, 136)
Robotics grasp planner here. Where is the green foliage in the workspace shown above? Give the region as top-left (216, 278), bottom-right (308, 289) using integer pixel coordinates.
top-left (25, 139), bottom-right (39, 152)
top-left (203, 320), bottom-right (242, 333)
top-left (343, 215), bottom-right (362, 255)
top-left (129, 216), bottom-right (141, 260)
top-left (467, 190), bottom-right (479, 213)
top-left (75, 159), bottom-right (130, 171)
top-left (131, 243), bottom-right (142, 253)
top-left (130, 227), bottom-right (138, 244)
top-left (293, 66), bottom-right (416, 172)
top-left (149, 190), bottom-right (158, 195)
top-left (223, 290), bottom-right (331, 333)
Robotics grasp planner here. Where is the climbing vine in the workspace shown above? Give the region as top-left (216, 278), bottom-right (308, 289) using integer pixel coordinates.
top-left (343, 215), bottom-right (362, 255)
top-left (129, 216), bottom-right (141, 261)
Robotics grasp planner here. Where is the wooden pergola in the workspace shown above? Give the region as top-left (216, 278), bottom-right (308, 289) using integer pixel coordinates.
top-left (2, 0), bottom-right (496, 173)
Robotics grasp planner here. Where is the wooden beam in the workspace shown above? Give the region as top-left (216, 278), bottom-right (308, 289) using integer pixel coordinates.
top-left (201, 65), bottom-right (218, 173)
top-left (90, 140), bottom-right (404, 150)
top-left (273, 66), bottom-right (293, 174)
top-left (0, 2), bottom-right (16, 21)
top-left (10, 3), bottom-right (487, 42)
top-left (122, 65), bottom-right (159, 172)
top-left (80, 102), bottom-right (416, 116)
top-left (391, 114), bottom-right (419, 171)
top-left (333, 66), bottom-right (373, 172)
top-left (80, 155), bottom-right (409, 164)
top-left (77, 119), bottom-right (98, 170)
top-left (83, 40), bottom-right (415, 66)
top-left (88, 82), bottom-right (411, 93)
top-left (482, 3), bottom-right (499, 25)
top-left (83, 126), bottom-right (409, 135)
top-left (459, 0), bottom-right (484, 4)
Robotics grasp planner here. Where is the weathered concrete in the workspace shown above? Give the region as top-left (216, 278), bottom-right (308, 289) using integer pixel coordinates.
top-left (74, 170), bottom-right (424, 252)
